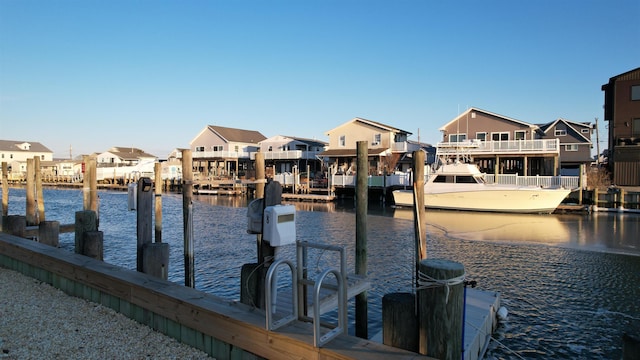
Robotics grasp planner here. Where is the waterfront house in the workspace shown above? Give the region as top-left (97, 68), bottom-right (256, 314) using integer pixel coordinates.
top-left (96, 147), bottom-right (157, 167)
top-left (602, 67), bottom-right (640, 186)
top-left (536, 118), bottom-right (594, 176)
top-left (0, 139), bottom-right (53, 178)
top-left (189, 125), bottom-right (266, 179)
top-left (438, 108), bottom-right (594, 176)
top-left (256, 135), bottom-right (327, 176)
top-left (319, 117), bottom-right (427, 175)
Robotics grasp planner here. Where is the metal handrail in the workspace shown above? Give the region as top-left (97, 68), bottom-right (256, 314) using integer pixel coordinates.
top-left (313, 268), bottom-right (347, 347)
top-left (265, 259), bottom-right (298, 331)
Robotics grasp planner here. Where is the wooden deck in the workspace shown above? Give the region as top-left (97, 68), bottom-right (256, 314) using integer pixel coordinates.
top-left (0, 233), bottom-right (432, 359)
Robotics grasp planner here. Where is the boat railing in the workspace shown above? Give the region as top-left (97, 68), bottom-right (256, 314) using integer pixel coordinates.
top-left (485, 174), bottom-right (579, 189)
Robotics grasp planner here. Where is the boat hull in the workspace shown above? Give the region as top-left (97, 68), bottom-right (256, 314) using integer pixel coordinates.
top-left (392, 186), bottom-right (572, 214)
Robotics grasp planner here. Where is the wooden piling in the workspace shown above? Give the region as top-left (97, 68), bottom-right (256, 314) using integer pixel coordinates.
top-left (143, 242), bottom-right (170, 280)
top-left (413, 150), bottom-right (427, 279)
top-left (26, 158), bottom-right (36, 226)
top-left (1, 162), bottom-right (8, 231)
top-left (5, 215), bottom-right (26, 237)
top-left (255, 151), bottom-right (265, 199)
top-left (38, 220), bottom-right (60, 247)
top-left (154, 162), bottom-right (163, 243)
top-left (181, 149), bottom-right (195, 288)
top-left (382, 292), bottom-right (418, 352)
top-left (82, 230), bottom-right (104, 260)
top-left (136, 177), bottom-right (153, 272)
top-left (34, 157), bottom-right (46, 223)
top-left (355, 141), bottom-right (368, 339)
top-left (75, 210), bottom-right (97, 254)
top-left (418, 258), bottom-right (464, 359)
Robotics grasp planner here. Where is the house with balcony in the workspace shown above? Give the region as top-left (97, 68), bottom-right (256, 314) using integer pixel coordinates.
top-left (255, 135), bottom-right (327, 176)
top-left (189, 125), bottom-right (266, 179)
top-left (96, 147), bottom-right (157, 167)
top-left (602, 67), bottom-right (640, 186)
top-left (319, 117), bottom-right (427, 175)
top-left (438, 108), bottom-right (594, 176)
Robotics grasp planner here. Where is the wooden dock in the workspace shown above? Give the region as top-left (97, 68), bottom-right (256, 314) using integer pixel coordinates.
top-left (282, 193), bottom-right (336, 202)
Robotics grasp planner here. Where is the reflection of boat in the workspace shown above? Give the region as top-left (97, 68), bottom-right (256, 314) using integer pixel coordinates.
top-left (392, 162), bottom-right (571, 214)
top-left (393, 208), bottom-right (571, 244)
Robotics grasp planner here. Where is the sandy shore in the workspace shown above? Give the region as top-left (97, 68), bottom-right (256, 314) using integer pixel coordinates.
top-left (0, 267), bottom-right (212, 359)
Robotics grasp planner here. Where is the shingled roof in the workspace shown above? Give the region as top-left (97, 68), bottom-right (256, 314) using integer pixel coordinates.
top-left (0, 139), bottom-right (53, 153)
top-left (207, 125), bottom-right (266, 144)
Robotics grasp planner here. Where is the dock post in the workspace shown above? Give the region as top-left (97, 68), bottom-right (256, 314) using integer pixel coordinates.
top-left (136, 177), bottom-right (153, 272)
top-left (181, 149), bottom-right (195, 288)
top-left (413, 150), bottom-right (427, 270)
top-left (154, 162), bottom-right (163, 244)
top-left (355, 141), bottom-right (368, 339)
top-left (83, 230), bottom-right (104, 260)
top-left (382, 292), bottom-right (418, 352)
top-left (35, 157), bottom-right (45, 223)
top-left (1, 162), bottom-right (8, 232)
top-left (74, 210), bottom-right (97, 254)
top-left (418, 258), bottom-right (464, 359)
top-left (38, 220), bottom-right (60, 247)
top-left (143, 242), bottom-right (170, 280)
top-left (26, 158), bottom-right (37, 226)
top-left (5, 215), bottom-right (26, 238)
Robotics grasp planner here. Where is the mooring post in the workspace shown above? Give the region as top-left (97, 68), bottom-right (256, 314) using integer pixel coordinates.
top-left (83, 230), bottom-right (104, 260)
top-left (136, 177), bottom-right (153, 272)
top-left (82, 155), bottom-right (90, 211)
top-left (181, 149), bottom-right (195, 288)
top-left (75, 210), bottom-right (97, 255)
top-left (38, 220), bottom-right (60, 247)
top-left (413, 150), bottom-right (427, 277)
top-left (1, 162), bottom-right (8, 231)
top-left (355, 141), bottom-right (368, 339)
top-left (382, 292), bottom-right (418, 352)
top-left (418, 258), bottom-right (464, 359)
top-left (255, 180), bottom-right (282, 309)
top-left (35, 157), bottom-right (45, 223)
top-left (25, 158), bottom-right (36, 226)
top-left (5, 215), bottom-right (26, 237)
top-left (154, 162), bottom-right (163, 244)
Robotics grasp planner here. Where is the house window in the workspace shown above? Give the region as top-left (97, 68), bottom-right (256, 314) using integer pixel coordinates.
top-left (449, 133), bottom-right (466, 142)
top-left (339, 135), bottom-right (346, 147)
top-left (475, 132), bottom-right (487, 141)
top-left (515, 131), bottom-right (526, 140)
top-left (632, 85), bottom-right (640, 101)
top-left (555, 129), bottom-right (567, 136)
top-left (565, 144), bottom-right (579, 151)
top-left (234, 146), bottom-right (239, 152)
top-left (372, 133), bottom-right (381, 145)
top-left (634, 118), bottom-right (640, 135)
top-left (195, 146), bottom-right (205, 151)
top-left (491, 132), bottom-right (509, 141)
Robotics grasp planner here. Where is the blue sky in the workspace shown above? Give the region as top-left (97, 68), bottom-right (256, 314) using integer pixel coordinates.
top-left (1, 0), bottom-right (638, 159)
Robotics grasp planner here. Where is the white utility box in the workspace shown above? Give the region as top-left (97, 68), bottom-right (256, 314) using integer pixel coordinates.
top-left (263, 205), bottom-right (296, 246)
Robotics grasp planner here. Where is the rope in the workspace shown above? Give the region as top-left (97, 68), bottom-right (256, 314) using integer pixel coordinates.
top-left (416, 270), bottom-right (466, 303)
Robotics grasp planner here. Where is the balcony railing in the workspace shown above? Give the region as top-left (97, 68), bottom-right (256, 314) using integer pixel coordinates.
top-left (250, 150), bottom-right (324, 160)
top-left (437, 139), bottom-right (560, 155)
top-left (192, 150), bottom-right (251, 159)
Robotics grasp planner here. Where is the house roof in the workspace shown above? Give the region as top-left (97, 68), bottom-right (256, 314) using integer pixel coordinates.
top-left (325, 117), bottom-right (412, 136)
top-left (318, 148), bottom-right (389, 157)
top-left (0, 140), bottom-right (53, 153)
top-left (438, 107), bottom-right (538, 131)
top-left (280, 136), bottom-right (328, 146)
top-left (207, 125), bottom-right (266, 144)
top-left (602, 67), bottom-right (640, 88)
top-left (105, 147), bottom-right (157, 160)
top-left (537, 118), bottom-right (593, 142)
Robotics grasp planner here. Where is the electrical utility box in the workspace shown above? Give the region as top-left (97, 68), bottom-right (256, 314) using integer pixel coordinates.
top-left (262, 205), bottom-right (296, 246)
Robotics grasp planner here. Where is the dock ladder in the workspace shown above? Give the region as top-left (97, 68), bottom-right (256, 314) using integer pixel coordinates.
top-left (264, 240), bottom-right (370, 347)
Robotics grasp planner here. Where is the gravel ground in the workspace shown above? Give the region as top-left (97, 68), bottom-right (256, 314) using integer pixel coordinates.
top-left (0, 268), bottom-right (213, 359)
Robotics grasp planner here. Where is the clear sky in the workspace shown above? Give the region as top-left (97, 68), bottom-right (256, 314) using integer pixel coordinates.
top-left (1, 0), bottom-right (638, 159)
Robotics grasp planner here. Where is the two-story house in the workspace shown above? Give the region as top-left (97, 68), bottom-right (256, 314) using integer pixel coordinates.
top-left (190, 125), bottom-right (266, 179)
top-left (602, 67), bottom-right (640, 186)
top-left (96, 147), bottom-right (157, 167)
top-left (438, 108), bottom-right (593, 176)
top-left (536, 119), bottom-right (594, 176)
top-left (256, 135), bottom-right (327, 176)
top-left (319, 117), bottom-right (425, 175)
top-left (0, 140), bottom-right (53, 176)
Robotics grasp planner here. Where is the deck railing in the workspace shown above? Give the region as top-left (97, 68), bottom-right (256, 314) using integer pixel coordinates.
top-left (437, 139), bottom-right (560, 155)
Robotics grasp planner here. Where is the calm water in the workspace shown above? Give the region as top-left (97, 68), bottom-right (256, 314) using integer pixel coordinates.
top-left (2, 188), bottom-right (639, 359)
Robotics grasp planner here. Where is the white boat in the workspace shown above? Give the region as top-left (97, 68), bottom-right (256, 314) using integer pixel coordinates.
top-left (392, 162), bottom-right (572, 214)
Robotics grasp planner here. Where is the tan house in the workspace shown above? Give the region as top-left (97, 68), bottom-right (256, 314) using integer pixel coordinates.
top-left (189, 125), bottom-right (266, 178)
top-left (602, 67), bottom-right (640, 186)
top-left (0, 139), bottom-right (53, 177)
top-left (319, 117), bottom-right (424, 175)
top-left (439, 108), bottom-right (594, 176)
top-left (256, 135), bottom-right (327, 175)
